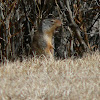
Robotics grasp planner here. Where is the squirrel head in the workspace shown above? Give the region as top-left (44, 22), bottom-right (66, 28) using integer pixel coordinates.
top-left (42, 19), bottom-right (62, 34)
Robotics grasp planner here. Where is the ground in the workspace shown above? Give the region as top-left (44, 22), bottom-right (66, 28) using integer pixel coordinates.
top-left (0, 51), bottom-right (100, 100)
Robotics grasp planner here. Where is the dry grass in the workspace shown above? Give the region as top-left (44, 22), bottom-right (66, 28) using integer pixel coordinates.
top-left (0, 51), bottom-right (100, 100)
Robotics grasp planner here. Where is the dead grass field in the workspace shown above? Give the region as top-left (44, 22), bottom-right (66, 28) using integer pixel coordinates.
top-left (0, 51), bottom-right (100, 100)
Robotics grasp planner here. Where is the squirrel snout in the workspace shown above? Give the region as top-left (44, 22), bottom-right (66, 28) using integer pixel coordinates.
top-left (52, 19), bottom-right (62, 27)
top-left (56, 19), bottom-right (62, 26)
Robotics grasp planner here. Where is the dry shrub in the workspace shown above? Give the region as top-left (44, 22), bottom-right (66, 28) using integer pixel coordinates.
top-left (0, 51), bottom-right (100, 100)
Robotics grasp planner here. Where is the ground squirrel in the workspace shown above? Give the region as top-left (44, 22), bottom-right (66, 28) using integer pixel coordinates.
top-left (32, 19), bottom-right (62, 57)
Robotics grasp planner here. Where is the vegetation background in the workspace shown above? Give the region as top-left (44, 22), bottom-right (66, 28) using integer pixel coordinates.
top-left (0, 0), bottom-right (100, 61)
top-left (0, 0), bottom-right (100, 99)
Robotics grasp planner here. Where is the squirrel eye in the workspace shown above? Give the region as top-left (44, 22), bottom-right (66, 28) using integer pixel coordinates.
top-left (51, 20), bottom-right (55, 23)
top-left (51, 20), bottom-right (56, 25)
